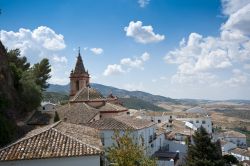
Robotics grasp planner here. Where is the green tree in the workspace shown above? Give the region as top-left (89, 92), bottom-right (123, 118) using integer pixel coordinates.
top-left (19, 71), bottom-right (42, 112)
top-left (107, 131), bottom-right (156, 166)
top-left (7, 49), bottom-right (30, 90)
top-left (0, 112), bottom-right (17, 147)
top-left (185, 126), bottom-right (225, 166)
top-left (222, 154), bottom-right (239, 165)
top-left (32, 58), bottom-right (51, 91)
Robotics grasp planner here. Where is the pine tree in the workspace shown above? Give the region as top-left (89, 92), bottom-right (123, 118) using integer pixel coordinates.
top-left (185, 126), bottom-right (225, 166)
top-left (32, 58), bottom-right (51, 91)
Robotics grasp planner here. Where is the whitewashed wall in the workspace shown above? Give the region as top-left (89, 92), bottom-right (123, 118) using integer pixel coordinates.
top-left (100, 124), bottom-right (162, 156)
top-left (39, 103), bottom-right (56, 112)
top-left (224, 137), bottom-right (247, 148)
top-left (143, 115), bottom-right (175, 124)
top-left (221, 142), bottom-right (237, 153)
top-left (230, 152), bottom-right (250, 161)
top-left (157, 159), bottom-right (174, 166)
top-left (0, 156), bottom-right (100, 166)
top-left (176, 117), bottom-right (212, 134)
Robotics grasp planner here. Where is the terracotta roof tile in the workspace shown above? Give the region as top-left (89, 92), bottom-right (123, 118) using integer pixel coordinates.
top-left (223, 130), bottom-right (246, 138)
top-left (71, 87), bottom-right (104, 101)
top-left (230, 148), bottom-right (250, 157)
top-left (0, 122), bottom-right (102, 161)
top-left (98, 102), bottom-right (127, 112)
top-left (56, 103), bottom-right (99, 124)
top-left (86, 116), bottom-right (155, 130)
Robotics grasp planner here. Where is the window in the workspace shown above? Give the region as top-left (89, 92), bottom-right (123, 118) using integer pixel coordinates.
top-left (170, 116), bottom-right (172, 119)
top-left (158, 120), bottom-right (161, 123)
top-left (202, 120), bottom-right (206, 124)
top-left (189, 121), bottom-right (193, 124)
top-left (196, 120), bottom-right (199, 123)
top-left (100, 133), bottom-right (105, 146)
top-left (151, 120), bottom-right (154, 122)
top-left (127, 111), bottom-right (130, 115)
top-left (42, 107), bottom-right (45, 110)
top-left (149, 135), bottom-right (153, 143)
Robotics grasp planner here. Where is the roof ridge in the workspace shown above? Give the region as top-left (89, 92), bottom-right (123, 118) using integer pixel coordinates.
top-left (71, 87), bottom-right (87, 101)
top-left (51, 128), bottom-right (102, 151)
top-left (112, 116), bottom-right (136, 129)
top-left (0, 121), bottom-right (62, 151)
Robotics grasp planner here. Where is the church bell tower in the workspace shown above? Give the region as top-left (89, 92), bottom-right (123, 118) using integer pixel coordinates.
top-left (69, 49), bottom-right (90, 97)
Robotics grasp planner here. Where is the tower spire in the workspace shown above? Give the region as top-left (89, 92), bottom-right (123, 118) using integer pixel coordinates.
top-left (74, 48), bottom-right (86, 74)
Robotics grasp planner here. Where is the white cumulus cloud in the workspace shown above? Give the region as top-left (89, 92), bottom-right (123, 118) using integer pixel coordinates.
top-left (53, 55), bottom-right (68, 63)
top-left (0, 26), bottom-right (69, 85)
top-left (138, 0), bottom-right (150, 8)
top-left (124, 21), bottom-right (165, 44)
top-left (90, 47), bottom-right (103, 55)
top-left (103, 64), bottom-right (125, 76)
top-left (121, 52), bottom-right (150, 69)
top-left (103, 52), bottom-right (150, 76)
top-left (164, 0), bottom-right (250, 87)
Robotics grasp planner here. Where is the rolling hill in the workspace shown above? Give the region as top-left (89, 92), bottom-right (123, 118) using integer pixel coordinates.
top-left (47, 83), bottom-right (180, 104)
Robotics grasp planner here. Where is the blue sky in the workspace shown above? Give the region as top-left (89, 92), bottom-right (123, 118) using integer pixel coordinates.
top-left (1, 0), bottom-right (250, 100)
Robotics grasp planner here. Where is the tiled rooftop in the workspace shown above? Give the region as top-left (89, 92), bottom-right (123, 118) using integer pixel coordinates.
top-left (86, 115), bottom-right (155, 130)
top-left (70, 87), bottom-right (104, 101)
top-left (223, 130), bottom-right (246, 138)
top-left (56, 103), bottom-right (99, 124)
top-left (0, 121), bottom-right (102, 161)
top-left (98, 102), bottom-right (127, 112)
top-left (230, 148), bottom-right (250, 157)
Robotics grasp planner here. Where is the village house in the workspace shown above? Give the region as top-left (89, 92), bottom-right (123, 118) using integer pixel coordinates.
top-left (0, 121), bottom-right (103, 166)
top-left (229, 148), bottom-right (250, 161)
top-left (220, 140), bottom-right (237, 153)
top-left (215, 130), bottom-right (247, 149)
top-left (39, 101), bottom-right (57, 112)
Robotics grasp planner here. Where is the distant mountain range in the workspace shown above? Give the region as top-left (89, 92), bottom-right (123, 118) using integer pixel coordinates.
top-left (46, 83), bottom-right (180, 104)
top-left (46, 83), bottom-right (250, 106)
top-left (45, 83), bottom-right (174, 111)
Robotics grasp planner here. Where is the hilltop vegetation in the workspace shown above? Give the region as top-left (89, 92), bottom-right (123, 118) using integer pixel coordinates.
top-left (0, 41), bottom-right (51, 147)
top-left (119, 97), bottom-right (168, 112)
top-left (42, 91), bottom-right (69, 104)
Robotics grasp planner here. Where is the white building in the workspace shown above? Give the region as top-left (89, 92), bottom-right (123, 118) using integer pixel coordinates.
top-left (176, 114), bottom-right (212, 134)
top-left (39, 101), bottom-right (57, 112)
top-left (229, 148), bottom-right (250, 161)
top-left (220, 140), bottom-right (237, 153)
top-left (141, 111), bottom-right (175, 124)
top-left (216, 130), bottom-right (247, 148)
top-left (86, 115), bottom-right (165, 156)
top-left (0, 121), bottom-right (102, 166)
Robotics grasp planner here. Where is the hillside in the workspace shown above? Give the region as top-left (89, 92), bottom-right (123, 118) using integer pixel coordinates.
top-left (43, 91), bottom-right (168, 111)
top-left (42, 92), bottom-right (69, 104)
top-left (47, 83), bottom-right (180, 104)
top-left (119, 97), bottom-right (168, 112)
